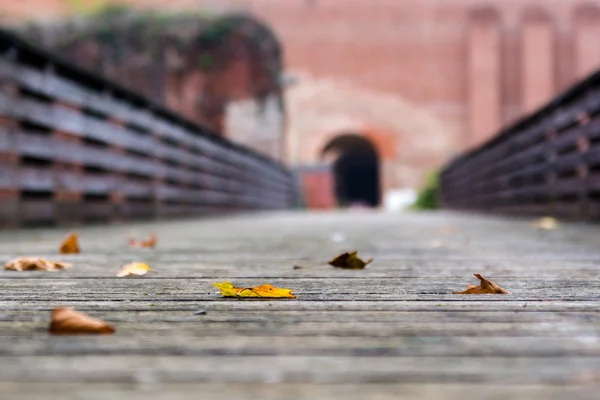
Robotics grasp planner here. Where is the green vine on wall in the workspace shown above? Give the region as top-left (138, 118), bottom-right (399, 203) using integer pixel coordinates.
top-left (411, 170), bottom-right (439, 210)
top-left (198, 54), bottom-right (214, 70)
top-left (25, 3), bottom-right (244, 73)
top-left (16, 4), bottom-right (280, 111)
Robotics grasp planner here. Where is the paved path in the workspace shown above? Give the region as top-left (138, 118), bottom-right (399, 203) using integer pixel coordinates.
top-left (0, 210), bottom-right (599, 399)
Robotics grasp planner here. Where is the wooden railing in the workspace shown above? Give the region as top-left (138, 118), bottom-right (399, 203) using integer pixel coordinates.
top-left (441, 67), bottom-right (600, 220)
top-left (0, 29), bottom-right (296, 227)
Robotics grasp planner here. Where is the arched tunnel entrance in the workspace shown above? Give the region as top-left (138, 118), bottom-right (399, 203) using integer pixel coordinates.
top-left (322, 135), bottom-right (381, 207)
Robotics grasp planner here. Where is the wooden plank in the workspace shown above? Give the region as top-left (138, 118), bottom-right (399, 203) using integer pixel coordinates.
top-left (86, 118), bottom-right (157, 155)
top-left (82, 201), bottom-right (115, 221)
top-left (0, 383), bottom-right (597, 400)
top-left (1, 86), bottom-right (293, 220)
top-left (6, 94), bottom-right (159, 157)
top-left (3, 79), bottom-right (290, 194)
top-left (120, 201), bottom-right (154, 219)
top-left (119, 178), bottom-right (155, 199)
top-left (0, 355), bottom-right (598, 385)
top-left (0, 30), bottom-right (295, 228)
top-left (18, 199), bottom-right (54, 221)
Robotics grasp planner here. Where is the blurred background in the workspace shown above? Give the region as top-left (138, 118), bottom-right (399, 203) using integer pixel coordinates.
top-left (2, 0), bottom-right (599, 214)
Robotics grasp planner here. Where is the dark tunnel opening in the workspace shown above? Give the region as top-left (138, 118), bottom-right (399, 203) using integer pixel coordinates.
top-left (323, 135), bottom-right (381, 207)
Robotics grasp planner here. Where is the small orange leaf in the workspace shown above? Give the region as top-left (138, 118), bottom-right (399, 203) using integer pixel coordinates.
top-left (329, 251), bottom-right (373, 269)
top-left (59, 233), bottom-right (80, 254)
top-left (117, 262), bottom-right (151, 277)
top-left (48, 307), bottom-right (115, 335)
top-left (129, 233), bottom-right (157, 249)
top-left (5, 257), bottom-right (71, 272)
top-left (454, 274), bottom-right (511, 294)
top-left (213, 281), bottom-right (296, 298)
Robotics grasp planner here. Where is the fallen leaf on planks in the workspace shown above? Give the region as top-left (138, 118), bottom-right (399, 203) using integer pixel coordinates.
top-left (48, 307), bottom-right (115, 335)
top-left (436, 225), bottom-right (458, 235)
top-left (328, 251), bottom-right (373, 269)
top-left (453, 274), bottom-right (511, 294)
top-left (533, 216), bottom-right (559, 230)
top-left (5, 257), bottom-right (71, 272)
top-left (117, 262), bottom-right (151, 277)
top-left (59, 233), bottom-right (80, 254)
top-left (430, 239), bottom-right (444, 248)
top-left (213, 281), bottom-right (296, 298)
top-left (129, 233), bottom-right (157, 249)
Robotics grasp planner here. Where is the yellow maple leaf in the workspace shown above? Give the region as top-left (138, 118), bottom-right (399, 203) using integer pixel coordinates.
top-left (454, 274), bottom-right (511, 294)
top-left (328, 251), bottom-right (373, 269)
top-left (117, 262), bottom-right (151, 277)
top-left (213, 281), bottom-right (296, 298)
top-left (59, 233), bottom-right (80, 254)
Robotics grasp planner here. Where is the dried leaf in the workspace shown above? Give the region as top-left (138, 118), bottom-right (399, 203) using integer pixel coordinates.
top-left (213, 281), bottom-right (296, 298)
top-left (454, 274), bottom-right (511, 294)
top-left (5, 257), bottom-right (71, 272)
top-left (129, 233), bottom-right (157, 249)
top-left (430, 239), bottom-right (444, 248)
top-left (533, 217), bottom-right (559, 230)
top-left (117, 262), bottom-right (151, 277)
top-left (59, 233), bottom-right (80, 254)
top-left (436, 225), bottom-right (458, 235)
top-left (329, 251), bottom-right (373, 269)
top-left (48, 307), bottom-right (115, 335)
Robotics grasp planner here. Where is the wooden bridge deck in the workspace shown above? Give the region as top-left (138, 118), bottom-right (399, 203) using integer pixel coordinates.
top-left (0, 210), bottom-right (599, 399)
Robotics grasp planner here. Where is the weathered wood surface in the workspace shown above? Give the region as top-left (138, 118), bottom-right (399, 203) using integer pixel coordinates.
top-left (0, 34), bottom-right (295, 227)
top-left (0, 211), bottom-right (600, 399)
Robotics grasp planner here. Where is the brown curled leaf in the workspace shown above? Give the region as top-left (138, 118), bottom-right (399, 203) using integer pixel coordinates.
top-left (129, 233), bottom-right (157, 249)
top-left (454, 274), bottom-right (511, 294)
top-left (59, 233), bottom-right (80, 254)
top-left (5, 257), bottom-right (71, 272)
top-left (48, 307), bottom-right (115, 335)
top-left (329, 251), bottom-right (373, 269)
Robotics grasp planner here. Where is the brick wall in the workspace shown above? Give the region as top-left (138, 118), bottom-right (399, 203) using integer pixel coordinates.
top-left (0, 0), bottom-right (66, 20)
top-left (295, 165), bottom-right (336, 209)
top-left (6, 0), bottom-right (600, 201)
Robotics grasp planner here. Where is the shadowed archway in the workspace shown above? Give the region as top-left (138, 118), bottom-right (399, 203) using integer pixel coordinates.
top-left (322, 134), bottom-right (381, 207)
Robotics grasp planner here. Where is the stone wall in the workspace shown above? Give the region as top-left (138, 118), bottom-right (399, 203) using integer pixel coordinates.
top-left (225, 94), bottom-right (284, 159)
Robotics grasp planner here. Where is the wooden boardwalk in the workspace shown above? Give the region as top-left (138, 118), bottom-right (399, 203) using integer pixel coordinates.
top-left (0, 210), bottom-right (599, 399)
